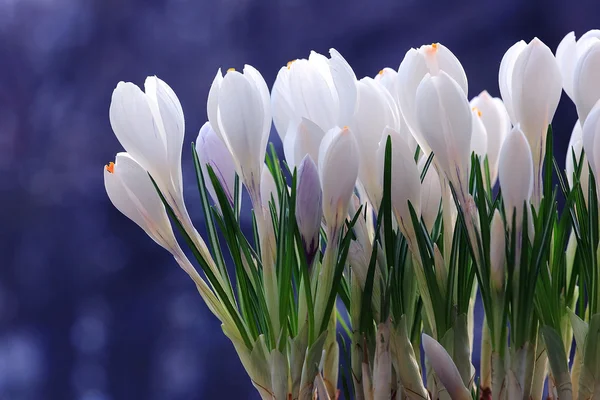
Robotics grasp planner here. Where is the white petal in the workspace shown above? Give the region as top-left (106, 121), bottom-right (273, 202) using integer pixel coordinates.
top-left (396, 48), bottom-right (430, 149)
top-left (498, 126), bottom-right (533, 218)
top-left (104, 153), bottom-right (176, 251)
top-left (419, 43), bottom-right (468, 96)
top-left (329, 48), bottom-right (357, 127)
top-left (374, 67), bottom-right (398, 99)
top-left (574, 40), bottom-right (600, 123)
top-left (511, 38), bottom-right (562, 158)
top-left (207, 69), bottom-right (224, 139)
top-left (243, 64), bottom-right (272, 154)
top-left (556, 31), bottom-right (577, 100)
top-left (470, 91), bottom-right (511, 184)
top-left (582, 102), bottom-right (600, 181)
top-left (271, 66), bottom-right (295, 140)
top-left (196, 121), bottom-right (238, 206)
top-left (566, 120), bottom-right (584, 187)
top-left (318, 127), bottom-right (360, 229)
top-left (296, 155), bottom-right (322, 259)
top-left (470, 108), bottom-right (488, 158)
top-left (217, 70), bottom-right (266, 192)
top-left (415, 71), bottom-right (472, 192)
top-left (144, 76), bottom-right (185, 193)
top-left (499, 40), bottom-right (527, 124)
top-left (109, 82), bottom-right (168, 179)
top-left (285, 118), bottom-right (325, 171)
top-left (289, 59), bottom-right (338, 132)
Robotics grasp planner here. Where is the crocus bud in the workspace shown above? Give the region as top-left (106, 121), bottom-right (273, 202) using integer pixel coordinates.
top-left (470, 91), bottom-right (511, 185)
top-left (283, 118), bottom-right (324, 171)
top-left (422, 334), bottom-right (472, 400)
top-left (296, 155), bottom-right (323, 266)
top-left (318, 126), bottom-right (360, 231)
top-left (271, 50), bottom-right (357, 138)
top-left (207, 66), bottom-right (271, 203)
top-left (260, 167), bottom-right (279, 212)
top-left (415, 71), bottom-right (472, 196)
top-left (499, 38), bottom-right (562, 204)
top-left (377, 127), bottom-right (421, 236)
top-left (498, 126), bottom-right (533, 226)
top-left (566, 120), bottom-right (590, 199)
top-left (582, 101), bottom-right (600, 182)
top-left (490, 210), bottom-right (506, 292)
top-left (556, 30), bottom-right (600, 122)
top-left (396, 43), bottom-right (468, 151)
top-left (352, 78), bottom-right (401, 206)
top-left (573, 39), bottom-right (600, 124)
top-left (195, 122), bottom-right (239, 207)
top-left (419, 156), bottom-right (442, 232)
top-left (374, 67), bottom-right (398, 99)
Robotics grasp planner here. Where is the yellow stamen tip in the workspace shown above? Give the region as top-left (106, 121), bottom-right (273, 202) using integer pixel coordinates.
top-left (106, 162), bottom-right (115, 174)
top-left (431, 43), bottom-right (438, 49)
top-left (287, 60), bottom-right (295, 69)
top-left (227, 67), bottom-right (236, 72)
top-left (378, 69), bottom-right (384, 75)
top-left (472, 106), bottom-right (482, 117)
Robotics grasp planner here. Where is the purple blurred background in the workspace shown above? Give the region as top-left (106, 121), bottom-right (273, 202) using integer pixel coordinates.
top-left (1, 0), bottom-right (599, 398)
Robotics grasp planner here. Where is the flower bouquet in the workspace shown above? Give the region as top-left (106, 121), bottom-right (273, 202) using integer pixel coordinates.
top-left (104, 31), bottom-right (600, 399)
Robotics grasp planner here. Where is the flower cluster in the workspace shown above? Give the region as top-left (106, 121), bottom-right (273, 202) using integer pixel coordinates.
top-left (105, 31), bottom-right (600, 400)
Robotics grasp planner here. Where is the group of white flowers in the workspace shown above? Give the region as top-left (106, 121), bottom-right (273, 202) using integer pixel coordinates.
top-left (104, 29), bottom-right (600, 400)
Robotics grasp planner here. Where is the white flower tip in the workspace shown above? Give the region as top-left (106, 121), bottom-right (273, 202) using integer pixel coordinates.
top-left (422, 334), bottom-right (471, 400)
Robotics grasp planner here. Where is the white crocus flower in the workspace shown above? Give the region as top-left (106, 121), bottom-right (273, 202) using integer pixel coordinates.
top-left (351, 77), bottom-right (401, 207)
top-left (109, 77), bottom-right (219, 276)
top-left (499, 38), bottom-right (562, 205)
top-left (419, 156), bottom-right (442, 232)
top-left (499, 125), bottom-right (533, 228)
top-left (207, 66), bottom-right (271, 207)
top-left (195, 121), bottom-right (239, 207)
top-left (582, 101), bottom-right (600, 184)
top-left (396, 42), bottom-right (468, 151)
top-left (470, 91), bottom-right (511, 185)
top-left (318, 126), bottom-right (360, 233)
top-left (271, 49), bottom-right (357, 138)
top-left (377, 127), bottom-right (421, 244)
top-left (422, 334), bottom-right (472, 400)
top-left (566, 120), bottom-right (589, 200)
top-left (556, 30), bottom-right (600, 122)
top-left (283, 118), bottom-right (324, 171)
top-left (415, 71), bottom-right (472, 197)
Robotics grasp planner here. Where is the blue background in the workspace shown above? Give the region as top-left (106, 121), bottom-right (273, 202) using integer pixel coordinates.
top-left (1, 0), bottom-right (599, 398)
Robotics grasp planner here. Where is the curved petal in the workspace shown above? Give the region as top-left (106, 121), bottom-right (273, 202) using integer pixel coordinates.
top-left (556, 31), bottom-right (577, 100)
top-left (566, 120), bottom-right (590, 200)
top-left (419, 156), bottom-right (442, 232)
top-left (582, 102), bottom-right (600, 180)
top-left (499, 40), bottom-right (527, 124)
top-left (318, 126), bottom-right (360, 230)
top-left (271, 66), bottom-right (295, 140)
top-left (109, 81), bottom-right (168, 179)
top-left (574, 40), bottom-right (600, 123)
top-left (422, 334), bottom-right (472, 400)
top-left (420, 43), bottom-right (468, 96)
top-left (396, 48), bottom-right (430, 148)
top-left (144, 76), bottom-right (185, 193)
top-left (498, 125), bottom-right (533, 218)
top-left (470, 107), bottom-right (488, 157)
top-left (243, 64), bottom-right (272, 154)
top-left (217, 70), bottom-right (266, 191)
top-left (329, 48), bottom-right (357, 127)
top-left (207, 69), bottom-right (224, 139)
top-left (415, 71), bottom-right (472, 191)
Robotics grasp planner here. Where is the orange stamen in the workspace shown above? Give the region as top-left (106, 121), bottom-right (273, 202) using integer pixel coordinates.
top-left (378, 69), bottom-right (384, 75)
top-left (106, 162), bottom-right (115, 174)
top-left (227, 67), bottom-right (235, 72)
top-left (472, 106), bottom-right (482, 117)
